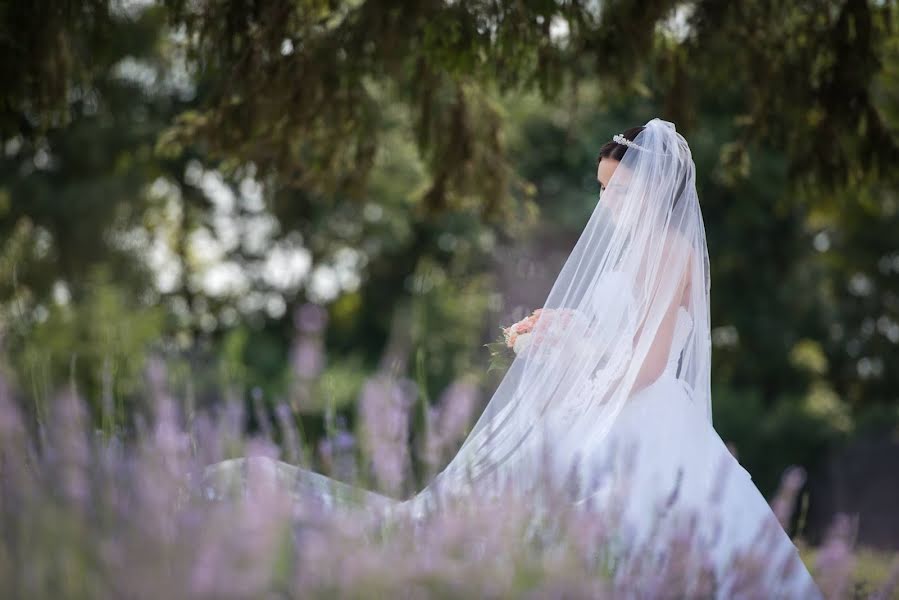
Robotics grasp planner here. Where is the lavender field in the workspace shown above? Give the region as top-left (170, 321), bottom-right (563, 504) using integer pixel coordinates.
top-left (0, 359), bottom-right (896, 599)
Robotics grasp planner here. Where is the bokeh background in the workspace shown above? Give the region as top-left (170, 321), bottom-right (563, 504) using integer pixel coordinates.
top-left (1, 0), bottom-right (897, 558)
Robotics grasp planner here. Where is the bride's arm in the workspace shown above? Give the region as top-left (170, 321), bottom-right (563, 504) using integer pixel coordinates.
top-left (629, 254), bottom-right (692, 394)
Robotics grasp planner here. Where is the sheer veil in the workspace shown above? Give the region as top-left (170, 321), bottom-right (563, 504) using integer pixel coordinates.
top-left (205, 118), bottom-right (713, 515)
top-left (417, 117), bottom-right (712, 504)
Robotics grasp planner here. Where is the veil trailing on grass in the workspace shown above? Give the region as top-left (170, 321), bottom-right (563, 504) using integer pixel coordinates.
top-left (203, 118), bottom-right (825, 598)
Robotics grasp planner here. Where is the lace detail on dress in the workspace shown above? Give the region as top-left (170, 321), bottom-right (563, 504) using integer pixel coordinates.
top-left (550, 270), bottom-right (638, 428)
top-left (553, 304), bottom-right (693, 431)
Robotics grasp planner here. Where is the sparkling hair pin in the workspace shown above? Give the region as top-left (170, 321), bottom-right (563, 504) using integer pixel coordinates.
top-left (613, 133), bottom-right (646, 151)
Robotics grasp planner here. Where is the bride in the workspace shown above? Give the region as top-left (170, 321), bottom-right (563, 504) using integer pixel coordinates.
top-left (205, 118), bottom-right (824, 599)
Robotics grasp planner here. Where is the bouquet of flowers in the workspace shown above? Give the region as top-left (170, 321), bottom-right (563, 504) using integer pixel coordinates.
top-left (484, 307), bottom-right (581, 373)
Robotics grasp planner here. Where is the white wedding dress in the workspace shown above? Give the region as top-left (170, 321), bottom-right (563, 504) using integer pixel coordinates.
top-left (562, 304), bottom-right (823, 598)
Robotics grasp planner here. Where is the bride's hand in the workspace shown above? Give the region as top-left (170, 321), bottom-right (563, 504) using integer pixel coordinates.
top-left (526, 308), bottom-right (589, 352)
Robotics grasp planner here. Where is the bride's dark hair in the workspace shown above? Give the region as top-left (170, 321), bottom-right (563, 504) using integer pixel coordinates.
top-left (596, 126), bottom-right (646, 163)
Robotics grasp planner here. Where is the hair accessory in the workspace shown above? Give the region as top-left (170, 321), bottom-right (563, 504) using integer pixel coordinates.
top-left (613, 133), bottom-right (646, 151)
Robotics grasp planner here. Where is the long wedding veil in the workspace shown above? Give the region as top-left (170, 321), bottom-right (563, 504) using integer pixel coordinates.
top-left (199, 118), bottom-right (824, 600)
top-left (423, 118), bottom-right (712, 502)
top-left (203, 117), bottom-right (713, 516)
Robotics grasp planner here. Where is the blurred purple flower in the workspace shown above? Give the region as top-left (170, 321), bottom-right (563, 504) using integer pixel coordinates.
top-left (770, 465), bottom-right (807, 529)
top-left (291, 338), bottom-right (324, 379)
top-left (293, 302), bottom-right (328, 334)
top-left (48, 390), bottom-right (91, 507)
top-left (319, 416), bottom-right (358, 482)
top-left (814, 513), bottom-right (856, 598)
top-left (358, 373), bottom-right (416, 496)
top-left (424, 377), bottom-right (480, 470)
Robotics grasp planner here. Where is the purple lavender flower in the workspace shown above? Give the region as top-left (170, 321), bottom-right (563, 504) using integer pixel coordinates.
top-left (358, 373), bottom-right (416, 496)
top-left (814, 513), bottom-right (856, 598)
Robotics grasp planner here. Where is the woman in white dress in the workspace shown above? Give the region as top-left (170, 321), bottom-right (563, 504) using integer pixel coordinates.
top-left (206, 119), bottom-right (824, 598)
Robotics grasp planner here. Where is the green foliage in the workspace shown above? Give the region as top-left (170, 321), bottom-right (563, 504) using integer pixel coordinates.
top-left (408, 254), bottom-right (495, 384)
top-left (10, 270), bottom-right (165, 429)
top-left (484, 335), bottom-right (514, 375)
top-left (302, 357), bottom-right (369, 415)
top-left (712, 383), bottom-right (845, 499)
top-left (0, 0), bottom-right (114, 135)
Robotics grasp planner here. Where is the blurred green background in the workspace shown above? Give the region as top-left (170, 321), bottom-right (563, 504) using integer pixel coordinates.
top-left (1, 0), bottom-right (897, 548)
